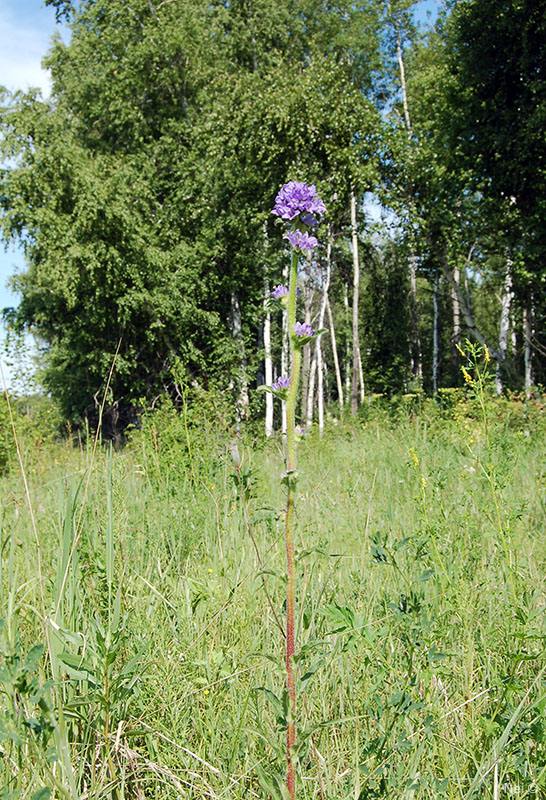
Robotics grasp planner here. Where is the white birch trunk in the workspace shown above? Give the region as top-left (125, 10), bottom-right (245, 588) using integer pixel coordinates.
top-left (510, 311), bottom-right (517, 353)
top-left (263, 278), bottom-right (273, 437)
top-left (441, 250), bottom-right (499, 360)
top-left (350, 189), bottom-right (360, 414)
top-left (230, 291), bottom-right (249, 422)
top-left (306, 353), bottom-right (317, 429)
top-left (409, 252), bottom-right (422, 383)
top-left (523, 306), bottom-right (534, 397)
top-left (300, 252), bottom-right (313, 424)
top-left (316, 232), bottom-right (332, 434)
top-left (393, 13), bottom-right (422, 385)
top-left (326, 297), bottom-right (344, 410)
top-left (451, 263), bottom-right (461, 376)
top-left (317, 351), bottom-right (325, 433)
top-left (495, 258), bottom-right (514, 395)
top-left (358, 346), bottom-right (365, 405)
top-left (343, 282), bottom-right (351, 401)
top-left (433, 274), bottom-right (439, 393)
top-left (395, 21), bottom-right (412, 134)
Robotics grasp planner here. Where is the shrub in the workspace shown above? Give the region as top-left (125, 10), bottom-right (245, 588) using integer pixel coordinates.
top-left (0, 394), bottom-right (15, 474)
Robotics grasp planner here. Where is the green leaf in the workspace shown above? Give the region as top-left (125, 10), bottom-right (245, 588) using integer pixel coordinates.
top-left (31, 789), bottom-right (51, 800)
top-left (56, 653), bottom-right (98, 686)
top-left (253, 687), bottom-right (286, 724)
top-left (255, 764), bottom-right (292, 800)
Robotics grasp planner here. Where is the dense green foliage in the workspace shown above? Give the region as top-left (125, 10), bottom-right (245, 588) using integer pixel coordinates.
top-left (1, 0), bottom-right (545, 429)
top-left (0, 393), bottom-right (13, 472)
top-left (402, 0), bottom-right (546, 387)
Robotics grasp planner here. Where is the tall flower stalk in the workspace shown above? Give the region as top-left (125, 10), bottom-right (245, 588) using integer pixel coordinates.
top-left (270, 181), bottom-right (326, 798)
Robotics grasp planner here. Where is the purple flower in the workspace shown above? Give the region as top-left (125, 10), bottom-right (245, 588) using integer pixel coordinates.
top-left (293, 321), bottom-right (315, 338)
top-left (284, 230), bottom-right (318, 251)
top-left (271, 284), bottom-right (289, 300)
top-left (300, 211), bottom-right (318, 227)
top-left (272, 376), bottom-right (291, 392)
top-left (270, 284), bottom-right (302, 300)
top-left (272, 181), bottom-right (326, 224)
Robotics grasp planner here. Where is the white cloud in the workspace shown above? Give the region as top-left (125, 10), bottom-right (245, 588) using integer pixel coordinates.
top-left (0, 7), bottom-right (64, 96)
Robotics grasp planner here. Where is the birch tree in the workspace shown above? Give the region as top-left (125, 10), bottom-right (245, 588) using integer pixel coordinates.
top-left (263, 279), bottom-right (274, 436)
top-left (495, 258), bottom-right (514, 395)
top-left (326, 297), bottom-right (344, 410)
top-left (316, 233), bottom-right (333, 433)
top-left (386, 0), bottom-right (423, 384)
top-left (350, 189), bottom-right (361, 414)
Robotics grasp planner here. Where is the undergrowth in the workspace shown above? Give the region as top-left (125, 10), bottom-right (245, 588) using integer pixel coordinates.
top-left (1, 385), bottom-right (546, 798)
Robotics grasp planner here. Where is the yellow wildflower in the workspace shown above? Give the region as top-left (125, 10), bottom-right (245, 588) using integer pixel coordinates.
top-left (462, 366), bottom-right (474, 385)
top-left (455, 342), bottom-right (466, 357)
top-left (484, 344), bottom-right (490, 363)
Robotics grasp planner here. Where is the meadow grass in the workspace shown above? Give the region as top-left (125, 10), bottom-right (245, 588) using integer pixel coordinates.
top-left (1, 392), bottom-right (546, 799)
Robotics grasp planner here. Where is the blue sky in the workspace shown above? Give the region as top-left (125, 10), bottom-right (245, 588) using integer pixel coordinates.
top-left (0, 0), bottom-right (67, 311)
top-left (0, 0), bottom-right (68, 385)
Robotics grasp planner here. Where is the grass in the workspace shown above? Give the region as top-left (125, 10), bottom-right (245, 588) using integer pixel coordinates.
top-left (1, 391), bottom-right (546, 799)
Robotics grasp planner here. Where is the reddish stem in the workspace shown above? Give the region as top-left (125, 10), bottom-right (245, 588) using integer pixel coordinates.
top-left (285, 485), bottom-right (296, 798)
top-left (284, 247), bottom-right (299, 799)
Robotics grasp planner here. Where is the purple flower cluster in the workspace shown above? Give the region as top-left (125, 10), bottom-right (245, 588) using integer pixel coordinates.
top-left (293, 322), bottom-right (315, 338)
top-left (271, 284), bottom-right (289, 301)
top-left (270, 284), bottom-right (302, 301)
top-left (272, 181), bottom-right (326, 253)
top-left (272, 182), bottom-right (326, 224)
top-left (272, 376), bottom-right (291, 392)
top-left (284, 230), bottom-right (318, 252)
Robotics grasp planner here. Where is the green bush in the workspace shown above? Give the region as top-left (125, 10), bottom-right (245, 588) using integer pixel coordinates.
top-left (132, 381), bottom-right (235, 487)
top-left (0, 394), bottom-right (15, 474)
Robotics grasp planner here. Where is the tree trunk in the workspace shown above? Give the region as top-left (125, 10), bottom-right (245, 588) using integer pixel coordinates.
top-left (433, 274), bottom-right (439, 393)
top-left (358, 346), bottom-right (365, 404)
top-left (523, 305), bottom-right (534, 397)
top-left (451, 264), bottom-right (461, 380)
top-left (306, 352), bottom-right (317, 429)
top-left (409, 253), bottom-right (423, 384)
top-left (395, 19), bottom-right (412, 134)
top-left (231, 291), bottom-right (249, 422)
top-left (263, 278), bottom-right (273, 437)
top-left (317, 345), bottom-right (324, 433)
top-left (495, 257), bottom-right (514, 395)
top-left (350, 189), bottom-right (360, 414)
top-left (315, 340), bottom-right (324, 434)
top-left (441, 251), bottom-right (500, 361)
top-left (343, 282), bottom-right (351, 402)
top-left (316, 230), bottom-right (332, 434)
top-left (510, 312), bottom-right (517, 353)
top-left (392, 13), bottom-right (422, 385)
top-left (300, 251), bottom-right (313, 425)
top-left (326, 297), bottom-right (343, 410)
top-left (262, 223), bottom-right (274, 436)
